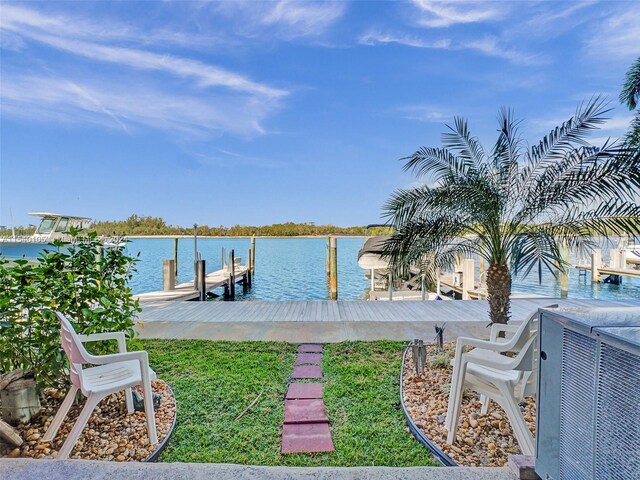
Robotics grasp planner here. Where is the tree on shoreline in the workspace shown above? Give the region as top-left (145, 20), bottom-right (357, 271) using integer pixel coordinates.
top-left (383, 96), bottom-right (640, 325)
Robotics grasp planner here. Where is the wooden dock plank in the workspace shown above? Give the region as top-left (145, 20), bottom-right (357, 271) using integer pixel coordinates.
top-left (138, 298), bottom-right (639, 327)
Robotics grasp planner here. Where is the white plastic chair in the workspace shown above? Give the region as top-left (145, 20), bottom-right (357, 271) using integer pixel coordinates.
top-left (444, 308), bottom-right (551, 456)
top-left (43, 312), bottom-right (158, 459)
top-left (445, 334), bottom-right (538, 455)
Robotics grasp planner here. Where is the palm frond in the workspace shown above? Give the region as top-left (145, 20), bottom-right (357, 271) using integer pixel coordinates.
top-left (519, 96), bottom-right (611, 190)
top-left (441, 117), bottom-right (486, 170)
top-left (620, 57), bottom-right (640, 110)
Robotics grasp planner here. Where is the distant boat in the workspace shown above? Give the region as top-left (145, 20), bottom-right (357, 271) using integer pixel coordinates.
top-left (0, 212), bottom-right (120, 259)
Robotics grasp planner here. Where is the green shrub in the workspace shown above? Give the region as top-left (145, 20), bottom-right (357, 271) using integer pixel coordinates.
top-left (0, 230), bottom-right (141, 389)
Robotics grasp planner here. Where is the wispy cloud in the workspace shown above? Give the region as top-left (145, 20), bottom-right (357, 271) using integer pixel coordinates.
top-left (1, 74), bottom-right (276, 137)
top-left (359, 30), bottom-right (545, 66)
top-left (213, 0), bottom-right (345, 40)
top-left (0, 4), bottom-right (225, 50)
top-left (0, 4), bottom-right (287, 137)
top-left (410, 0), bottom-right (506, 28)
top-left (397, 104), bottom-right (452, 123)
top-left (585, 8), bottom-right (640, 61)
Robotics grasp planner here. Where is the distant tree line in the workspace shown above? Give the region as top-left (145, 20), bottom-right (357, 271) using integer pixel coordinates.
top-left (0, 214), bottom-right (393, 237)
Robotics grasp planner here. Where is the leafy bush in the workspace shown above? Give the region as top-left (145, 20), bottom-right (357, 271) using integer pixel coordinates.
top-left (0, 231), bottom-right (141, 389)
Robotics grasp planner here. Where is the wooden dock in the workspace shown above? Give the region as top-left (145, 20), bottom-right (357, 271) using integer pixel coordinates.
top-left (135, 298), bottom-right (640, 342)
top-left (135, 265), bottom-right (249, 302)
top-left (575, 264), bottom-right (640, 282)
top-left (438, 272), bottom-right (487, 299)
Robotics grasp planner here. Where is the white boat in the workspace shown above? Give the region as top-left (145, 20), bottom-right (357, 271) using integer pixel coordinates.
top-left (357, 229), bottom-right (445, 300)
top-left (0, 212), bottom-right (119, 259)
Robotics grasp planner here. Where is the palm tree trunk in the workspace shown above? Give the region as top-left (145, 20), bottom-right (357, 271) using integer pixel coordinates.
top-left (486, 264), bottom-right (511, 324)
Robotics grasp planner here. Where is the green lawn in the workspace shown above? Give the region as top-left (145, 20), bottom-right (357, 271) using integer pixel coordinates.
top-left (142, 340), bottom-right (436, 466)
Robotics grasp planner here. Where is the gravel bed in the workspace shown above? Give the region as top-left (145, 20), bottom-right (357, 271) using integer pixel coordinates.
top-left (1, 380), bottom-right (175, 461)
top-left (402, 343), bottom-right (535, 467)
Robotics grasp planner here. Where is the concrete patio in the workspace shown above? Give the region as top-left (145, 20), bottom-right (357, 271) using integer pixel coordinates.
top-left (0, 459), bottom-right (513, 480)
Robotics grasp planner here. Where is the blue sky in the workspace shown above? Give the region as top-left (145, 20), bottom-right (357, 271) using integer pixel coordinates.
top-left (1, 1), bottom-right (638, 228)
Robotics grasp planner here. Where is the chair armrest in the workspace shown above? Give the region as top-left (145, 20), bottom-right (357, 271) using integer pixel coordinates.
top-left (78, 331), bottom-right (127, 353)
top-left (455, 335), bottom-right (514, 353)
top-left (489, 324), bottom-right (520, 342)
top-left (87, 350), bottom-right (150, 373)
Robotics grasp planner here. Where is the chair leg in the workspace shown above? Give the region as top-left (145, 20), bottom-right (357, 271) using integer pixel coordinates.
top-left (43, 385), bottom-right (78, 442)
top-left (142, 380), bottom-right (158, 445)
top-left (446, 362), bottom-right (468, 444)
top-left (444, 360), bottom-right (462, 432)
top-left (496, 384), bottom-right (535, 456)
top-left (57, 393), bottom-right (103, 460)
top-left (480, 394), bottom-right (490, 414)
top-left (125, 387), bottom-right (134, 414)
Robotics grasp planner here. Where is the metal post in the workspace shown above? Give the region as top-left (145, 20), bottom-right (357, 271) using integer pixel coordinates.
top-left (329, 236), bottom-right (338, 300)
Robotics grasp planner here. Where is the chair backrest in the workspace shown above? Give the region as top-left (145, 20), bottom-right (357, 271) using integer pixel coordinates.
top-left (56, 312), bottom-right (92, 388)
top-left (510, 331), bottom-right (540, 398)
top-left (508, 305), bottom-right (556, 351)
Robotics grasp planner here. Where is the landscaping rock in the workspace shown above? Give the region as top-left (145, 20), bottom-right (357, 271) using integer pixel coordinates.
top-left (0, 380), bottom-right (175, 462)
top-left (402, 343), bottom-right (536, 467)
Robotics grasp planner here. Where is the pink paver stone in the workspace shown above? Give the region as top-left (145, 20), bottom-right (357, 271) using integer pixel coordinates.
top-left (284, 399), bottom-right (329, 424)
top-left (281, 423), bottom-right (335, 453)
top-left (298, 344), bottom-right (323, 353)
top-left (286, 383), bottom-right (323, 400)
top-left (295, 353), bottom-right (322, 365)
top-left (292, 365), bottom-right (322, 379)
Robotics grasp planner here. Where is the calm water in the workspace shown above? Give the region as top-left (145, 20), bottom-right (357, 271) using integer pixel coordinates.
top-left (124, 237), bottom-right (640, 301)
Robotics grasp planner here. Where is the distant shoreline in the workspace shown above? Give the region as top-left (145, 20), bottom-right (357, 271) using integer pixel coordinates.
top-left (126, 235), bottom-right (367, 239)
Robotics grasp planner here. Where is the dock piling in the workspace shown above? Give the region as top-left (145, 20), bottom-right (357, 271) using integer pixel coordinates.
top-left (559, 243), bottom-right (569, 298)
top-left (462, 259), bottom-right (474, 300)
top-left (195, 260), bottom-right (206, 301)
top-left (173, 238), bottom-right (179, 282)
top-left (329, 236), bottom-right (338, 300)
top-left (326, 237), bottom-right (331, 277)
top-left (163, 260), bottom-right (176, 291)
top-left (250, 236), bottom-right (256, 275)
top-left (247, 248), bottom-right (253, 287)
top-left (229, 249), bottom-right (236, 300)
top-left (591, 249), bottom-right (602, 282)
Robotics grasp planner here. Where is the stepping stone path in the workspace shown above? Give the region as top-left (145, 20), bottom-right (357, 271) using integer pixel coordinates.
top-left (281, 343), bottom-right (335, 454)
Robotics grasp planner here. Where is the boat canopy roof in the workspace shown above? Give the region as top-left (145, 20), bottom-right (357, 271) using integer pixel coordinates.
top-left (28, 212), bottom-right (92, 221)
top-left (357, 235), bottom-right (390, 260)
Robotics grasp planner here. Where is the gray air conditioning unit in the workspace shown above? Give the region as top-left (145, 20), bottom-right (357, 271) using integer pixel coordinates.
top-left (536, 307), bottom-right (640, 480)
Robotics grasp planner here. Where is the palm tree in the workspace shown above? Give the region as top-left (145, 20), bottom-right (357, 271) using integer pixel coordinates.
top-left (620, 57), bottom-right (640, 146)
top-left (383, 97), bottom-right (640, 325)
